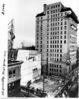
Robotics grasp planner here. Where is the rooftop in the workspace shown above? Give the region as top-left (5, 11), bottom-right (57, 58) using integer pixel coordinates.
top-left (8, 60), bottom-right (23, 67)
top-left (60, 7), bottom-right (79, 24)
top-left (36, 12), bottom-right (45, 17)
top-left (48, 2), bottom-right (64, 7)
top-left (36, 2), bottom-right (79, 24)
top-left (30, 77), bottom-right (64, 97)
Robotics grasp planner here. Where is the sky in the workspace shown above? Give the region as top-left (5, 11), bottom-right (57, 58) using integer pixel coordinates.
top-left (7, 0), bottom-right (79, 48)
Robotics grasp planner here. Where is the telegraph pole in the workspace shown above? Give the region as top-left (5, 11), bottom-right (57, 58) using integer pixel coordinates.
top-left (43, 68), bottom-right (44, 93)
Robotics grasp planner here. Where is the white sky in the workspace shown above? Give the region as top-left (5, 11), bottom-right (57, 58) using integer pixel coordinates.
top-left (7, 0), bottom-right (79, 48)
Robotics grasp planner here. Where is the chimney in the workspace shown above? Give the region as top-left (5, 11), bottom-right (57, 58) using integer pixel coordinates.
top-left (43, 4), bottom-right (47, 14)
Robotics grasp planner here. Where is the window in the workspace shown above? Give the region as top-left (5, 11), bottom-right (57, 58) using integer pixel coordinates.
top-left (40, 26), bottom-right (42, 31)
top-left (60, 58), bottom-right (62, 62)
top-left (58, 9), bottom-right (60, 12)
top-left (64, 21), bottom-right (67, 25)
top-left (60, 54), bottom-right (62, 57)
top-left (61, 27), bottom-right (63, 30)
top-left (58, 13), bottom-right (59, 16)
top-left (64, 26), bottom-right (66, 29)
top-left (61, 22), bottom-right (63, 25)
top-left (56, 13), bottom-right (57, 17)
top-left (47, 28), bottom-right (49, 31)
top-left (47, 45), bottom-right (49, 48)
top-left (37, 45), bottom-right (38, 48)
top-left (9, 71), bottom-right (12, 78)
top-left (47, 24), bottom-right (49, 27)
top-left (50, 45), bottom-right (52, 48)
top-left (47, 49), bottom-right (48, 52)
top-left (37, 18), bottom-right (39, 21)
top-left (33, 68), bottom-right (38, 73)
top-left (47, 19), bottom-right (49, 23)
top-left (53, 14), bottom-right (55, 17)
top-left (47, 53), bottom-right (48, 56)
top-left (60, 49), bottom-right (62, 52)
top-left (40, 49), bottom-right (42, 52)
top-left (47, 16), bottom-right (49, 19)
top-left (61, 18), bottom-right (63, 22)
top-left (57, 40), bottom-right (59, 43)
top-left (64, 40), bottom-right (66, 43)
top-left (64, 35), bottom-right (66, 39)
top-left (47, 11), bottom-right (49, 14)
top-left (40, 45), bottom-right (42, 48)
top-left (60, 70), bottom-right (62, 72)
top-left (50, 41), bottom-right (52, 43)
top-left (64, 31), bottom-right (66, 34)
top-left (60, 36), bottom-right (62, 39)
top-left (57, 49), bottom-right (59, 52)
top-left (57, 45), bottom-right (59, 48)
top-left (51, 32), bottom-right (52, 35)
top-left (41, 37), bottom-right (42, 40)
top-left (60, 45), bottom-right (62, 48)
top-left (13, 69), bottom-right (16, 77)
top-left (53, 10), bottom-right (55, 13)
top-left (51, 11), bottom-right (53, 14)
top-left (47, 41), bottom-right (49, 44)
top-left (60, 65), bottom-right (61, 68)
top-left (57, 54), bottom-right (59, 57)
top-left (60, 40), bottom-right (62, 43)
top-left (58, 4), bottom-right (60, 7)
top-left (47, 7), bottom-right (49, 10)
top-left (47, 32), bottom-right (49, 35)
top-left (47, 36), bottom-right (49, 39)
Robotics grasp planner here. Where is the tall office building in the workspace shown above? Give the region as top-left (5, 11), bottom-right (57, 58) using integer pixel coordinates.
top-left (35, 2), bottom-right (79, 77)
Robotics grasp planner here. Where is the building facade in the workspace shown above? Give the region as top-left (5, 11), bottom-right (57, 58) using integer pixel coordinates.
top-left (8, 19), bottom-right (15, 50)
top-left (35, 2), bottom-right (79, 77)
top-left (8, 19), bottom-right (23, 97)
top-left (17, 49), bottom-right (41, 86)
top-left (77, 46), bottom-right (79, 67)
top-left (8, 60), bottom-right (23, 97)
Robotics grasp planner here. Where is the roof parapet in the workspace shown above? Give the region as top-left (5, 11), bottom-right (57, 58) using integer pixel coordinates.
top-left (60, 7), bottom-right (79, 24)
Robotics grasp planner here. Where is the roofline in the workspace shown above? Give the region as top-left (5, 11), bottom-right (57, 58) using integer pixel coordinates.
top-left (60, 7), bottom-right (79, 23)
top-left (36, 12), bottom-right (45, 17)
top-left (48, 2), bottom-right (64, 7)
top-left (8, 61), bottom-right (23, 66)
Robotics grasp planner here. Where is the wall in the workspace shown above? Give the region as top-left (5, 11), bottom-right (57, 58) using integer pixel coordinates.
top-left (17, 49), bottom-right (41, 86)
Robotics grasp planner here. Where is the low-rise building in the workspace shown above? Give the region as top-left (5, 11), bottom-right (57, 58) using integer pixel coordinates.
top-left (8, 59), bottom-right (23, 97)
top-left (8, 19), bottom-right (23, 97)
top-left (17, 49), bottom-right (41, 86)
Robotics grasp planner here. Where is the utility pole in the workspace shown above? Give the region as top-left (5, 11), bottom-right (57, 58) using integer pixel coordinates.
top-left (46, 58), bottom-right (48, 76)
top-left (43, 58), bottom-right (48, 93)
top-left (43, 69), bottom-right (44, 93)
